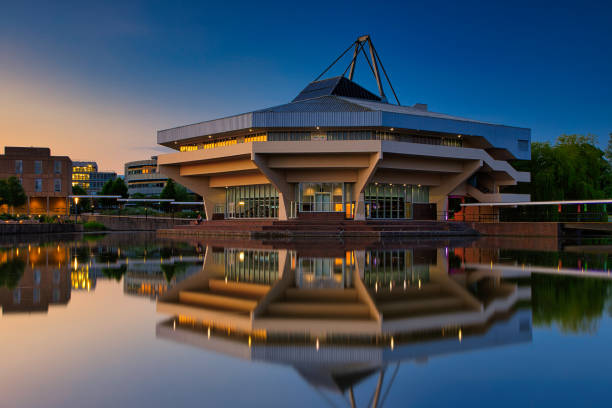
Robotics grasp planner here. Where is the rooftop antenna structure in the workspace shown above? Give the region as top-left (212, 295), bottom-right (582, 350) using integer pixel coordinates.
top-left (314, 35), bottom-right (401, 105)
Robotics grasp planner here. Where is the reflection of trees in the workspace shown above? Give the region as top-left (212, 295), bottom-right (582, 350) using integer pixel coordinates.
top-left (501, 249), bottom-right (612, 272)
top-left (161, 263), bottom-right (188, 283)
top-left (532, 274), bottom-right (612, 334)
top-left (96, 248), bottom-right (119, 264)
top-left (74, 246), bottom-right (92, 263)
top-left (0, 258), bottom-right (26, 289)
top-left (102, 265), bottom-right (127, 281)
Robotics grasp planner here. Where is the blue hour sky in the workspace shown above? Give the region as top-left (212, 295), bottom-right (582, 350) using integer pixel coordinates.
top-left (1, 0), bottom-right (610, 172)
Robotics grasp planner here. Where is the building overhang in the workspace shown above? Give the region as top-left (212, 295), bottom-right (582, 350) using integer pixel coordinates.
top-left (157, 101), bottom-right (531, 161)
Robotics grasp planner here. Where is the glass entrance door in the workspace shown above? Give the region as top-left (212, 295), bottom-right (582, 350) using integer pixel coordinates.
top-left (314, 192), bottom-right (331, 212)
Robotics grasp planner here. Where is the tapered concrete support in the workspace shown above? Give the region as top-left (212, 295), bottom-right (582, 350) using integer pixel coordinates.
top-left (159, 165), bottom-right (224, 220)
top-left (354, 193), bottom-right (366, 221)
top-left (278, 192), bottom-right (292, 220)
top-left (252, 153), bottom-right (295, 220)
top-left (354, 152), bottom-right (382, 221)
top-left (430, 160), bottom-right (482, 218)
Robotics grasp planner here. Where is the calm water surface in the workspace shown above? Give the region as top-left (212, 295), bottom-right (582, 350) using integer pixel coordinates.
top-left (1, 232), bottom-right (612, 407)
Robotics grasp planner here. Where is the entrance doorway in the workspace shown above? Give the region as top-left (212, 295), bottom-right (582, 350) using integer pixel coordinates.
top-left (314, 192), bottom-right (331, 212)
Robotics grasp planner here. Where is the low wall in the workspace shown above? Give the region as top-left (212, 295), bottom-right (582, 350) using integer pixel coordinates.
top-left (469, 222), bottom-right (560, 237)
top-left (81, 214), bottom-right (193, 231)
top-left (0, 223), bottom-right (84, 235)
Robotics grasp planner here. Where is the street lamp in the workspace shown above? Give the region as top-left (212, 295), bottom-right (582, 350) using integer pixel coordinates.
top-left (73, 197), bottom-right (79, 223)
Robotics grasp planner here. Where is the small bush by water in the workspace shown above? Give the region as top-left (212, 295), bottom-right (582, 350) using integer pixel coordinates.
top-left (83, 221), bottom-right (107, 231)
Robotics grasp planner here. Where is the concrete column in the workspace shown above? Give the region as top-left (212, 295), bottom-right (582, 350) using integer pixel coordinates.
top-left (252, 153), bottom-right (294, 220)
top-left (354, 193), bottom-right (366, 221)
top-left (278, 192), bottom-right (292, 221)
top-left (433, 196), bottom-right (448, 220)
top-left (158, 165), bottom-right (224, 221)
top-left (353, 153), bottom-right (381, 221)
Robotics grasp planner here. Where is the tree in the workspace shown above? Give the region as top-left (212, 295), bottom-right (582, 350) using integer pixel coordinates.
top-left (160, 179), bottom-right (177, 200)
top-left (511, 134), bottom-right (612, 200)
top-left (0, 256), bottom-right (26, 289)
top-left (606, 132), bottom-right (612, 162)
top-left (0, 177), bottom-right (27, 214)
top-left (111, 178), bottom-right (128, 198)
top-left (100, 178), bottom-right (128, 207)
top-left (72, 184), bottom-right (90, 212)
top-left (161, 179), bottom-right (190, 202)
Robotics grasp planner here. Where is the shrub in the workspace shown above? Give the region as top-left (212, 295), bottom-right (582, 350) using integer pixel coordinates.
top-left (83, 221), bottom-right (106, 232)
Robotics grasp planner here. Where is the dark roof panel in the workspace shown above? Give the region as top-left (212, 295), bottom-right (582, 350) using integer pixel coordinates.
top-left (293, 76), bottom-right (382, 102)
top-left (258, 96), bottom-right (373, 113)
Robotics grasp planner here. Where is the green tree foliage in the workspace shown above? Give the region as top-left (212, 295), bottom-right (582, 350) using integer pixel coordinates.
top-left (102, 264), bottom-right (127, 281)
top-left (531, 274), bottom-right (612, 334)
top-left (159, 179), bottom-right (191, 211)
top-left (0, 177), bottom-right (27, 214)
top-left (100, 178), bottom-right (128, 206)
top-left (72, 184), bottom-right (90, 211)
top-left (160, 262), bottom-right (187, 283)
top-left (512, 134), bottom-right (612, 200)
top-left (160, 179), bottom-right (177, 200)
top-left (606, 132), bottom-right (612, 162)
top-left (0, 257), bottom-right (26, 289)
top-left (101, 178), bottom-right (128, 198)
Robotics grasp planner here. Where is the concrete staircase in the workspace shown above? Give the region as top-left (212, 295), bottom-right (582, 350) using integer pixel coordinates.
top-left (265, 287), bottom-right (371, 320)
top-left (178, 279), bottom-right (270, 315)
top-left (372, 283), bottom-right (473, 320)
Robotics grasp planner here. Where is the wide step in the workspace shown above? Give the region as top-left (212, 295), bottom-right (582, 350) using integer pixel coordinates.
top-left (179, 291), bottom-right (258, 312)
top-left (284, 288), bottom-right (358, 302)
top-left (208, 279), bottom-right (270, 298)
top-left (267, 302), bottom-right (370, 318)
top-left (373, 283), bottom-right (443, 300)
top-left (378, 297), bottom-right (465, 316)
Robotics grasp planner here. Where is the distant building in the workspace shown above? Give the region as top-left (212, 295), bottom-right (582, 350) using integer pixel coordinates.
top-left (0, 146), bottom-right (72, 215)
top-left (124, 156), bottom-right (168, 197)
top-left (72, 161), bottom-right (117, 194)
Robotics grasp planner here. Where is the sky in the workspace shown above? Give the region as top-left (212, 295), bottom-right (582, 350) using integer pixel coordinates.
top-left (1, 0), bottom-right (611, 173)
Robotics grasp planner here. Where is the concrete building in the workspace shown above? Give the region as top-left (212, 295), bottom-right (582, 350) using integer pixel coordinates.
top-left (72, 161), bottom-right (117, 195)
top-left (156, 37), bottom-right (530, 222)
top-left (0, 147), bottom-right (72, 215)
top-left (124, 156), bottom-right (168, 197)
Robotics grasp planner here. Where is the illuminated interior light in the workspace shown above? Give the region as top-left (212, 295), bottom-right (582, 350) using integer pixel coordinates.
top-left (390, 337), bottom-right (394, 350)
top-left (458, 329), bottom-right (462, 342)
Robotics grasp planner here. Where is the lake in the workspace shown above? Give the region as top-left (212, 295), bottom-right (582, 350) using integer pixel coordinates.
top-left (1, 232), bottom-right (611, 407)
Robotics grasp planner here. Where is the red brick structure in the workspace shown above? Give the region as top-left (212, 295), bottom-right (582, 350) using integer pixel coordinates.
top-left (0, 147), bottom-right (72, 215)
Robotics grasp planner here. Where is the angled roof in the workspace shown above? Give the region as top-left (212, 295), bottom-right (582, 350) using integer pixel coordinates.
top-left (293, 76), bottom-right (382, 102)
top-left (258, 95), bottom-right (373, 113)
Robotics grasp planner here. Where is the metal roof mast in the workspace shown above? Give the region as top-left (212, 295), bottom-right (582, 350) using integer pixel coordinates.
top-left (314, 35), bottom-right (401, 105)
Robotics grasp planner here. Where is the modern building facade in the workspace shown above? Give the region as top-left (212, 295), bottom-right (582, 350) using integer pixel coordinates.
top-left (156, 38), bottom-right (530, 221)
top-left (124, 157), bottom-right (168, 197)
top-left (72, 161), bottom-right (117, 195)
top-left (0, 147), bottom-right (72, 215)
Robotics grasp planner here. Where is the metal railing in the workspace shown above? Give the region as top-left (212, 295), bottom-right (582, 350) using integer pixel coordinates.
top-left (445, 211), bottom-right (610, 223)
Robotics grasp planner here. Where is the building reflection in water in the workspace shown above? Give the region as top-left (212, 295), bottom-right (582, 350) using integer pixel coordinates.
top-left (0, 236), bottom-right (205, 313)
top-left (156, 239), bottom-right (533, 406)
top-left (0, 245), bottom-right (71, 314)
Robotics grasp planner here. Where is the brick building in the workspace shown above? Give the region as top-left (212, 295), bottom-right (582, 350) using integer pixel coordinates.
top-left (0, 147), bottom-right (72, 215)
